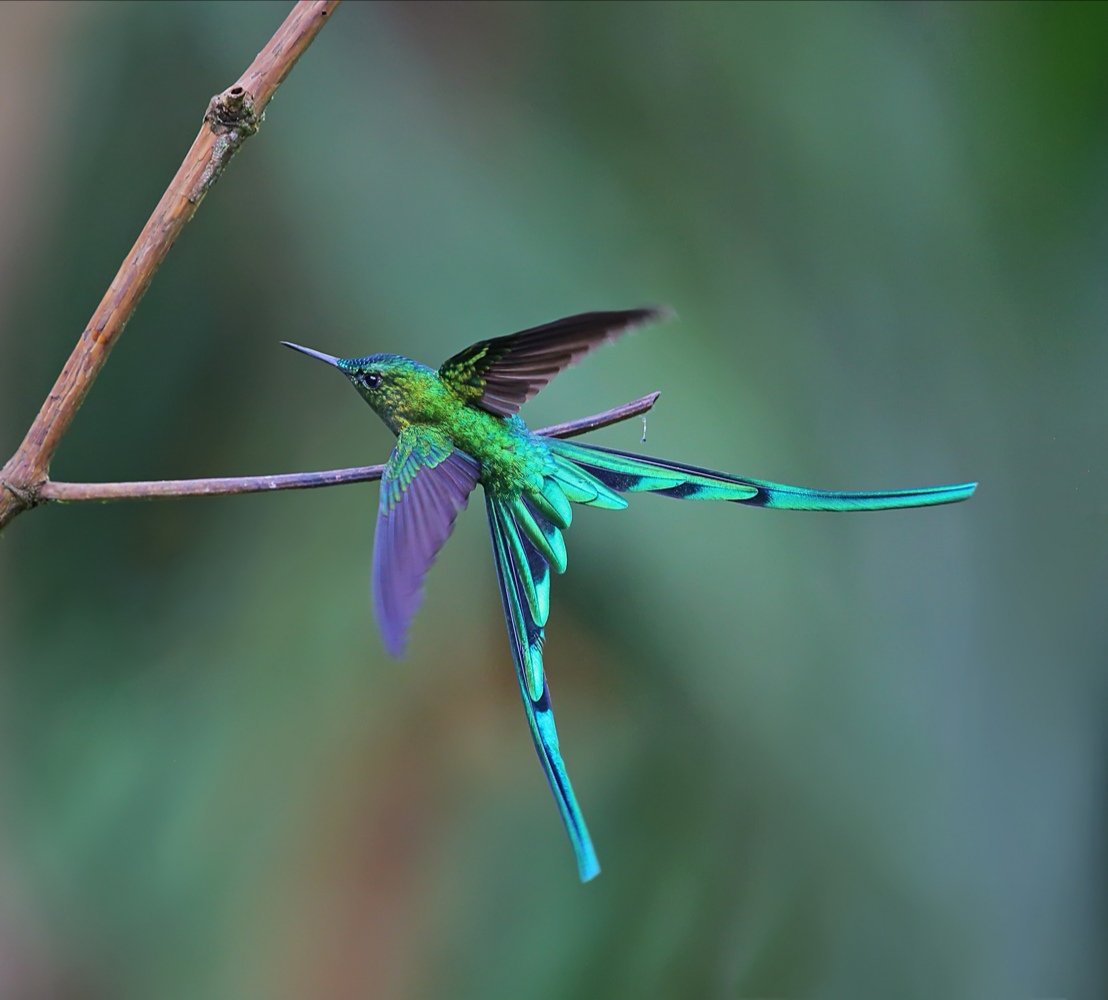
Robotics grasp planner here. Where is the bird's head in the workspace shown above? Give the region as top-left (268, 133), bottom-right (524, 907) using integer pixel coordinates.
top-left (281, 342), bottom-right (437, 433)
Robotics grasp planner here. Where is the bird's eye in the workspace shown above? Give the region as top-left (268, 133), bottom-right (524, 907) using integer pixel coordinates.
top-left (363, 372), bottom-right (381, 389)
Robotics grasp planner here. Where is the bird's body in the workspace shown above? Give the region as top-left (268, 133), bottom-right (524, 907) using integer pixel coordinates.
top-left (317, 352), bottom-right (552, 491)
top-left (284, 308), bottom-right (976, 883)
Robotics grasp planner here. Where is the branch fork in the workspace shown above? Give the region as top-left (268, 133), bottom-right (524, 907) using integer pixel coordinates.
top-left (0, 0), bottom-right (656, 521)
top-left (0, 0), bottom-right (340, 532)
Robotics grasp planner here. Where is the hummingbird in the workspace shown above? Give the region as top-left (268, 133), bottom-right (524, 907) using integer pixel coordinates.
top-left (283, 308), bottom-right (976, 882)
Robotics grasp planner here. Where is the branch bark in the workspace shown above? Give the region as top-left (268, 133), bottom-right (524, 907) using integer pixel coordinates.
top-left (38, 392), bottom-right (661, 503)
top-left (0, 0), bottom-right (340, 532)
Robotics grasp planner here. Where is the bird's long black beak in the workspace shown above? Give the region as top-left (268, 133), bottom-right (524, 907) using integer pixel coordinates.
top-left (281, 341), bottom-right (343, 369)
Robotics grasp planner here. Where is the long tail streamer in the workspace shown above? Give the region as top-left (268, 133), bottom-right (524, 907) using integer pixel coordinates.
top-left (486, 493), bottom-right (600, 882)
top-left (547, 439), bottom-right (977, 510)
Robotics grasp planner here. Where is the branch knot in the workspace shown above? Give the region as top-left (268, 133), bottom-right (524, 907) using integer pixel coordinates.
top-left (205, 85), bottom-right (261, 137)
top-left (191, 86), bottom-right (265, 203)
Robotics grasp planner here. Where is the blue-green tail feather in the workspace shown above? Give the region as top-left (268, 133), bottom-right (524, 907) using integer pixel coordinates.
top-left (546, 439), bottom-right (976, 511)
top-left (486, 494), bottom-right (600, 882)
top-left (480, 437), bottom-right (973, 882)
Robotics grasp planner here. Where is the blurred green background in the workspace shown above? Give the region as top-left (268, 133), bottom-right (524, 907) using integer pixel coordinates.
top-left (1, 2), bottom-right (1104, 998)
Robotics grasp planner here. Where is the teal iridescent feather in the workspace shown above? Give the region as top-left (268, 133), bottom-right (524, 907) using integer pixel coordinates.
top-left (282, 307), bottom-right (977, 882)
top-left (487, 494), bottom-right (600, 881)
top-left (547, 439), bottom-right (976, 510)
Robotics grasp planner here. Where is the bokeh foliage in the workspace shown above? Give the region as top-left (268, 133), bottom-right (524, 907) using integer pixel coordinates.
top-left (1, 2), bottom-right (1104, 998)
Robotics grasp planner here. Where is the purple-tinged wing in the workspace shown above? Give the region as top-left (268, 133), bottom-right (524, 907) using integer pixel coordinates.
top-left (438, 307), bottom-right (671, 416)
top-left (373, 427), bottom-right (480, 656)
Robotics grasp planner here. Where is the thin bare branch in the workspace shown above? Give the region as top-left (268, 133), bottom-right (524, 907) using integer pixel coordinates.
top-left (0, 0), bottom-right (340, 532)
top-left (39, 392), bottom-right (661, 503)
top-left (534, 391), bottom-right (660, 439)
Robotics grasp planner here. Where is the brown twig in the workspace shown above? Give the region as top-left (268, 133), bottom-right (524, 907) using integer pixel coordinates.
top-left (0, 0), bottom-right (340, 532)
top-left (39, 392), bottom-right (661, 503)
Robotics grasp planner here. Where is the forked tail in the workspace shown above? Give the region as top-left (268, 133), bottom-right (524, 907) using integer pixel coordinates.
top-left (482, 435), bottom-right (973, 882)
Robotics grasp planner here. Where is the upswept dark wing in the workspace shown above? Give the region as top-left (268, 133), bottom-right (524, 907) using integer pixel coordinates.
top-left (439, 307), bottom-right (670, 416)
top-left (373, 426), bottom-right (479, 656)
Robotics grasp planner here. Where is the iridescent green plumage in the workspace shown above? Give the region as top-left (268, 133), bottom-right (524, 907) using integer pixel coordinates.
top-left (283, 309), bottom-right (976, 883)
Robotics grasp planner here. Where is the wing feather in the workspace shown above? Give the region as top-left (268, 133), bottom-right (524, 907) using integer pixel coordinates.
top-left (439, 308), bottom-right (671, 416)
top-left (373, 427), bottom-right (479, 656)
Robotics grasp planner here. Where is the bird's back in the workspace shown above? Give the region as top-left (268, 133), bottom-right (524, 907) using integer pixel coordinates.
top-left (436, 399), bottom-right (551, 499)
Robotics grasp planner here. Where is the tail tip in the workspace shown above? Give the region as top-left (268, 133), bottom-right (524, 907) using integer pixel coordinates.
top-left (578, 855), bottom-right (601, 883)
